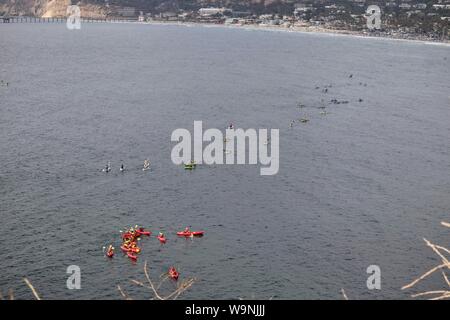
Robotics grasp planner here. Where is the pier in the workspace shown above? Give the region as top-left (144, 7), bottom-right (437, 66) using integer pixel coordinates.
top-left (0, 16), bottom-right (138, 23)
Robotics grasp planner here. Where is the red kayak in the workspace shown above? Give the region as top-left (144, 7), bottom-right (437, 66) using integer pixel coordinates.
top-left (157, 235), bottom-right (166, 244)
top-left (120, 245), bottom-right (141, 254)
top-left (176, 231), bottom-right (204, 237)
top-left (168, 267), bottom-right (179, 280)
top-left (106, 250), bottom-right (114, 258)
top-left (122, 232), bottom-right (135, 240)
top-left (136, 229), bottom-right (151, 236)
top-left (127, 252), bottom-right (138, 261)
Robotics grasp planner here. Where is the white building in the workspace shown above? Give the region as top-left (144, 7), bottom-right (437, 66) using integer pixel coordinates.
top-left (198, 8), bottom-right (229, 17)
top-left (117, 7), bottom-right (136, 17)
top-left (294, 4), bottom-right (313, 18)
top-left (259, 14), bottom-right (273, 20)
top-left (294, 4), bottom-right (313, 12)
top-left (414, 3), bottom-right (427, 9)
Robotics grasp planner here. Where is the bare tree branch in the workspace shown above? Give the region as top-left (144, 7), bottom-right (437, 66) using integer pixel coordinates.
top-left (341, 288), bottom-right (349, 300)
top-left (402, 222), bottom-right (450, 300)
top-left (23, 278), bottom-right (41, 300)
top-left (119, 260), bottom-right (195, 300)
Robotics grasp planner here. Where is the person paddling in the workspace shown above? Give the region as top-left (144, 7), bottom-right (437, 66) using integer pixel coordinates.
top-left (106, 245), bottom-right (114, 257)
top-left (143, 159), bottom-right (150, 170)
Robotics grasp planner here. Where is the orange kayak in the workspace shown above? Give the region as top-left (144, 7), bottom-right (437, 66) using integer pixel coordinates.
top-left (176, 231), bottom-right (204, 237)
top-left (127, 252), bottom-right (138, 261)
top-left (136, 228), bottom-right (151, 236)
top-left (121, 245), bottom-right (140, 254)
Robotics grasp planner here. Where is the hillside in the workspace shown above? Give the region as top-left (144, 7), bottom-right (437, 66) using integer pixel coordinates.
top-left (0, 0), bottom-right (298, 17)
top-left (1, 0), bottom-right (114, 17)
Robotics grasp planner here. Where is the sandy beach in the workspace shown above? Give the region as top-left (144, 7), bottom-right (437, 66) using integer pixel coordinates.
top-left (139, 20), bottom-right (450, 46)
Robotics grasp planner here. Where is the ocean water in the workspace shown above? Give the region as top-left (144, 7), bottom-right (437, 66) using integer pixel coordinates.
top-left (0, 23), bottom-right (449, 299)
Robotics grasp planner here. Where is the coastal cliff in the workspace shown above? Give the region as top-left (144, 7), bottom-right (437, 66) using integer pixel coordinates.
top-left (0, 0), bottom-right (297, 17)
top-left (0, 0), bottom-right (110, 18)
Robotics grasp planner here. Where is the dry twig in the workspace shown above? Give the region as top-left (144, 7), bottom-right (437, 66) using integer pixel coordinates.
top-left (402, 221), bottom-right (450, 300)
top-left (23, 278), bottom-right (41, 300)
top-left (341, 288), bottom-right (349, 300)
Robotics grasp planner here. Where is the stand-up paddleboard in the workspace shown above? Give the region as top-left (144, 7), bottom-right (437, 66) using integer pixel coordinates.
top-left (143, 159), bottom-right (151, 171)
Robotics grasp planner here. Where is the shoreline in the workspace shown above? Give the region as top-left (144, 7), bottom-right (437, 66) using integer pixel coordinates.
top-left (3, 17), bottom-right (449, 46)
top-left (143, 20), bottom-right (450, 47)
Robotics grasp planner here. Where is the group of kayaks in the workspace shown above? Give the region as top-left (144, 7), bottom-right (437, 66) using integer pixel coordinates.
top-left (105, 226), bottom-right (204, 280)
top-left (104, 226), bottom-right (153, 261)
top-left (119, 227), bottom-right (151, 261)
